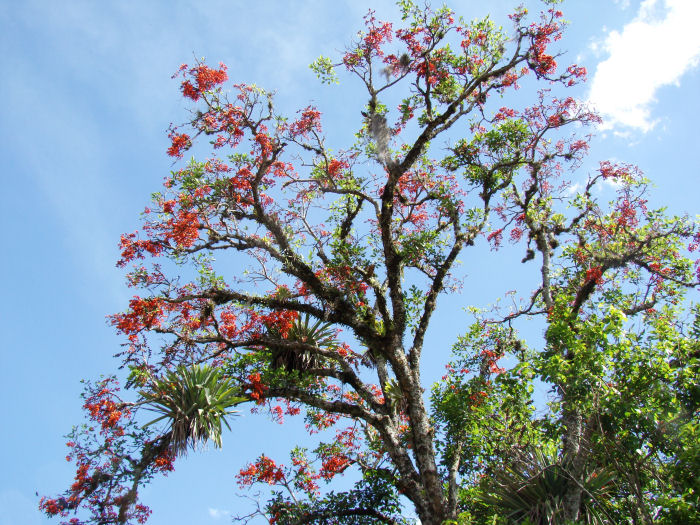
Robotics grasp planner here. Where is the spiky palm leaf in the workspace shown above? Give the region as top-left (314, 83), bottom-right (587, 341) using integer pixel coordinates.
top-left (481, 447), bottom-right (615, 524)
top-left (269, 314), bottom-right (337, 372)
top-left (140, 364), bottom-right (245, 456)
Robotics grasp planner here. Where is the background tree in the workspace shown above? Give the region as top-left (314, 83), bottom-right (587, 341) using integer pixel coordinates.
top-left (40, 1), bottom-right (699, 523)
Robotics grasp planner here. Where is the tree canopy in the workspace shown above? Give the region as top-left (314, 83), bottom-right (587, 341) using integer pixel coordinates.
top-left (41, 1), bottom-right (699, 524)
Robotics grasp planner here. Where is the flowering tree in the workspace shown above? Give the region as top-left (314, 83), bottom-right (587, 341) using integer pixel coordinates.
top-left (41, 1), bottom-right (699, 524)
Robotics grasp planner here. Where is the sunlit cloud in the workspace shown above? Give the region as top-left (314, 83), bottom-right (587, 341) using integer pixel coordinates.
top-left (588, 0), bottom-right (700, 132)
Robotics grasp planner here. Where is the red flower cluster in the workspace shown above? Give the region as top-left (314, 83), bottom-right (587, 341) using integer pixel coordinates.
top-left (237, 455), bottom-right (285, 487)
top-left (291, 453), bottom-right (320, 494)
top-left (260, 309), bottom-right (299, 337)
top-left (178, 63), bottom-right (228, 102)
top-left (614, 197), bottom-right (645, 229)
top-left (270, 400), bottom-right (302, 424)
top-left (481, 348), bottom-right (505, 375)
top-left (152, 447), bottom-right (175, 473)
top-left (38, 497), bottom-right (69, 517)
top-left (166, 132), bottom-right (191, 158)
top-left (247, 372), bottom-right (268, 403)
top-left (487, 228), bottom-right (504, 249)
top-left (320, 454), bottom-right (351, 480)
top-left (509, 227), bottom-right (524, 243)
top-left (112, 297), bottom-right (164, 337)
top-left (343, 10), bottom-right (393, 67)
top-left (287, 107), bottom-right (322, 138)
top-left (82, 378), bottom-right (130, 435)
top-left (688, 231), bottom-right (700, 253)
top-left (585, 266), bottom-right (603, 285)
top-left (599, 160), bottom-right (639, 182)
top-left (326, 158), bottom-right (349, 179)
top-left (494, 106), bottom-right (517, 121)
top-left (566, 64), bottom-right (587, 86)
top-left (315, 264), bottom-right (370, 299)
top-left (253, 131), bottom-right (273, 157)
top-left (306, 410), bottom-right (341, 433)
top-left (117, 232), bottom-right (163, 267)
top-left (162, 209), bottom-right (200, 247)
top-left (469, 390), bottom-right (488, 405)
top-left (528, 10), bottom-right (563, 76)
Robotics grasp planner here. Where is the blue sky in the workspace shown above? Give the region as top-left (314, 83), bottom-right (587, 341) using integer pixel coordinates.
top-left (1, 1), bottom-right (698, 523)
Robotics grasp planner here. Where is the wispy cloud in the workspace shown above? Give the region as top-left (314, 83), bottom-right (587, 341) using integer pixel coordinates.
top-left (208, 507), bottom-right (231, 520)
top-left (588, 0), bottom-right (700, 132)
top-left (612, 0), bottom-right (631, 9)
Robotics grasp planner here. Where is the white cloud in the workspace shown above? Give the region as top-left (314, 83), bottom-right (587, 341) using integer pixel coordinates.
top-left (565, 181), bottom-right (583, 196)
top-left (588, 0), bottom-right (700, 132)
top-left (208, 507), bottom-right (231, 520)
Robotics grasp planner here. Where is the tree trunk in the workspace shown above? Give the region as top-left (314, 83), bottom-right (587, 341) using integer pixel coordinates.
top-left (561, 407), bottom-right (584, 522)
top-left (415, 504), bottom-right (447, 525)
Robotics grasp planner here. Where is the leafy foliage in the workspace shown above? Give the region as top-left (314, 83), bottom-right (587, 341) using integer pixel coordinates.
top-left (264, 473), bottom-right (409, 525)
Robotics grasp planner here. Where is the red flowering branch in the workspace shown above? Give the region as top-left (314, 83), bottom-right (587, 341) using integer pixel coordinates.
top-left (39, 378), bottom-right (173, 525)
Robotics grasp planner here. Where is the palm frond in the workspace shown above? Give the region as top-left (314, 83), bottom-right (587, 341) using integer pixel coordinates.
top-left (480, 447), bottom-right (615, 524)
top-left (140, 364), bottom-right (245, 456)
top-left (269, 314), bottom-right (337, 372)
